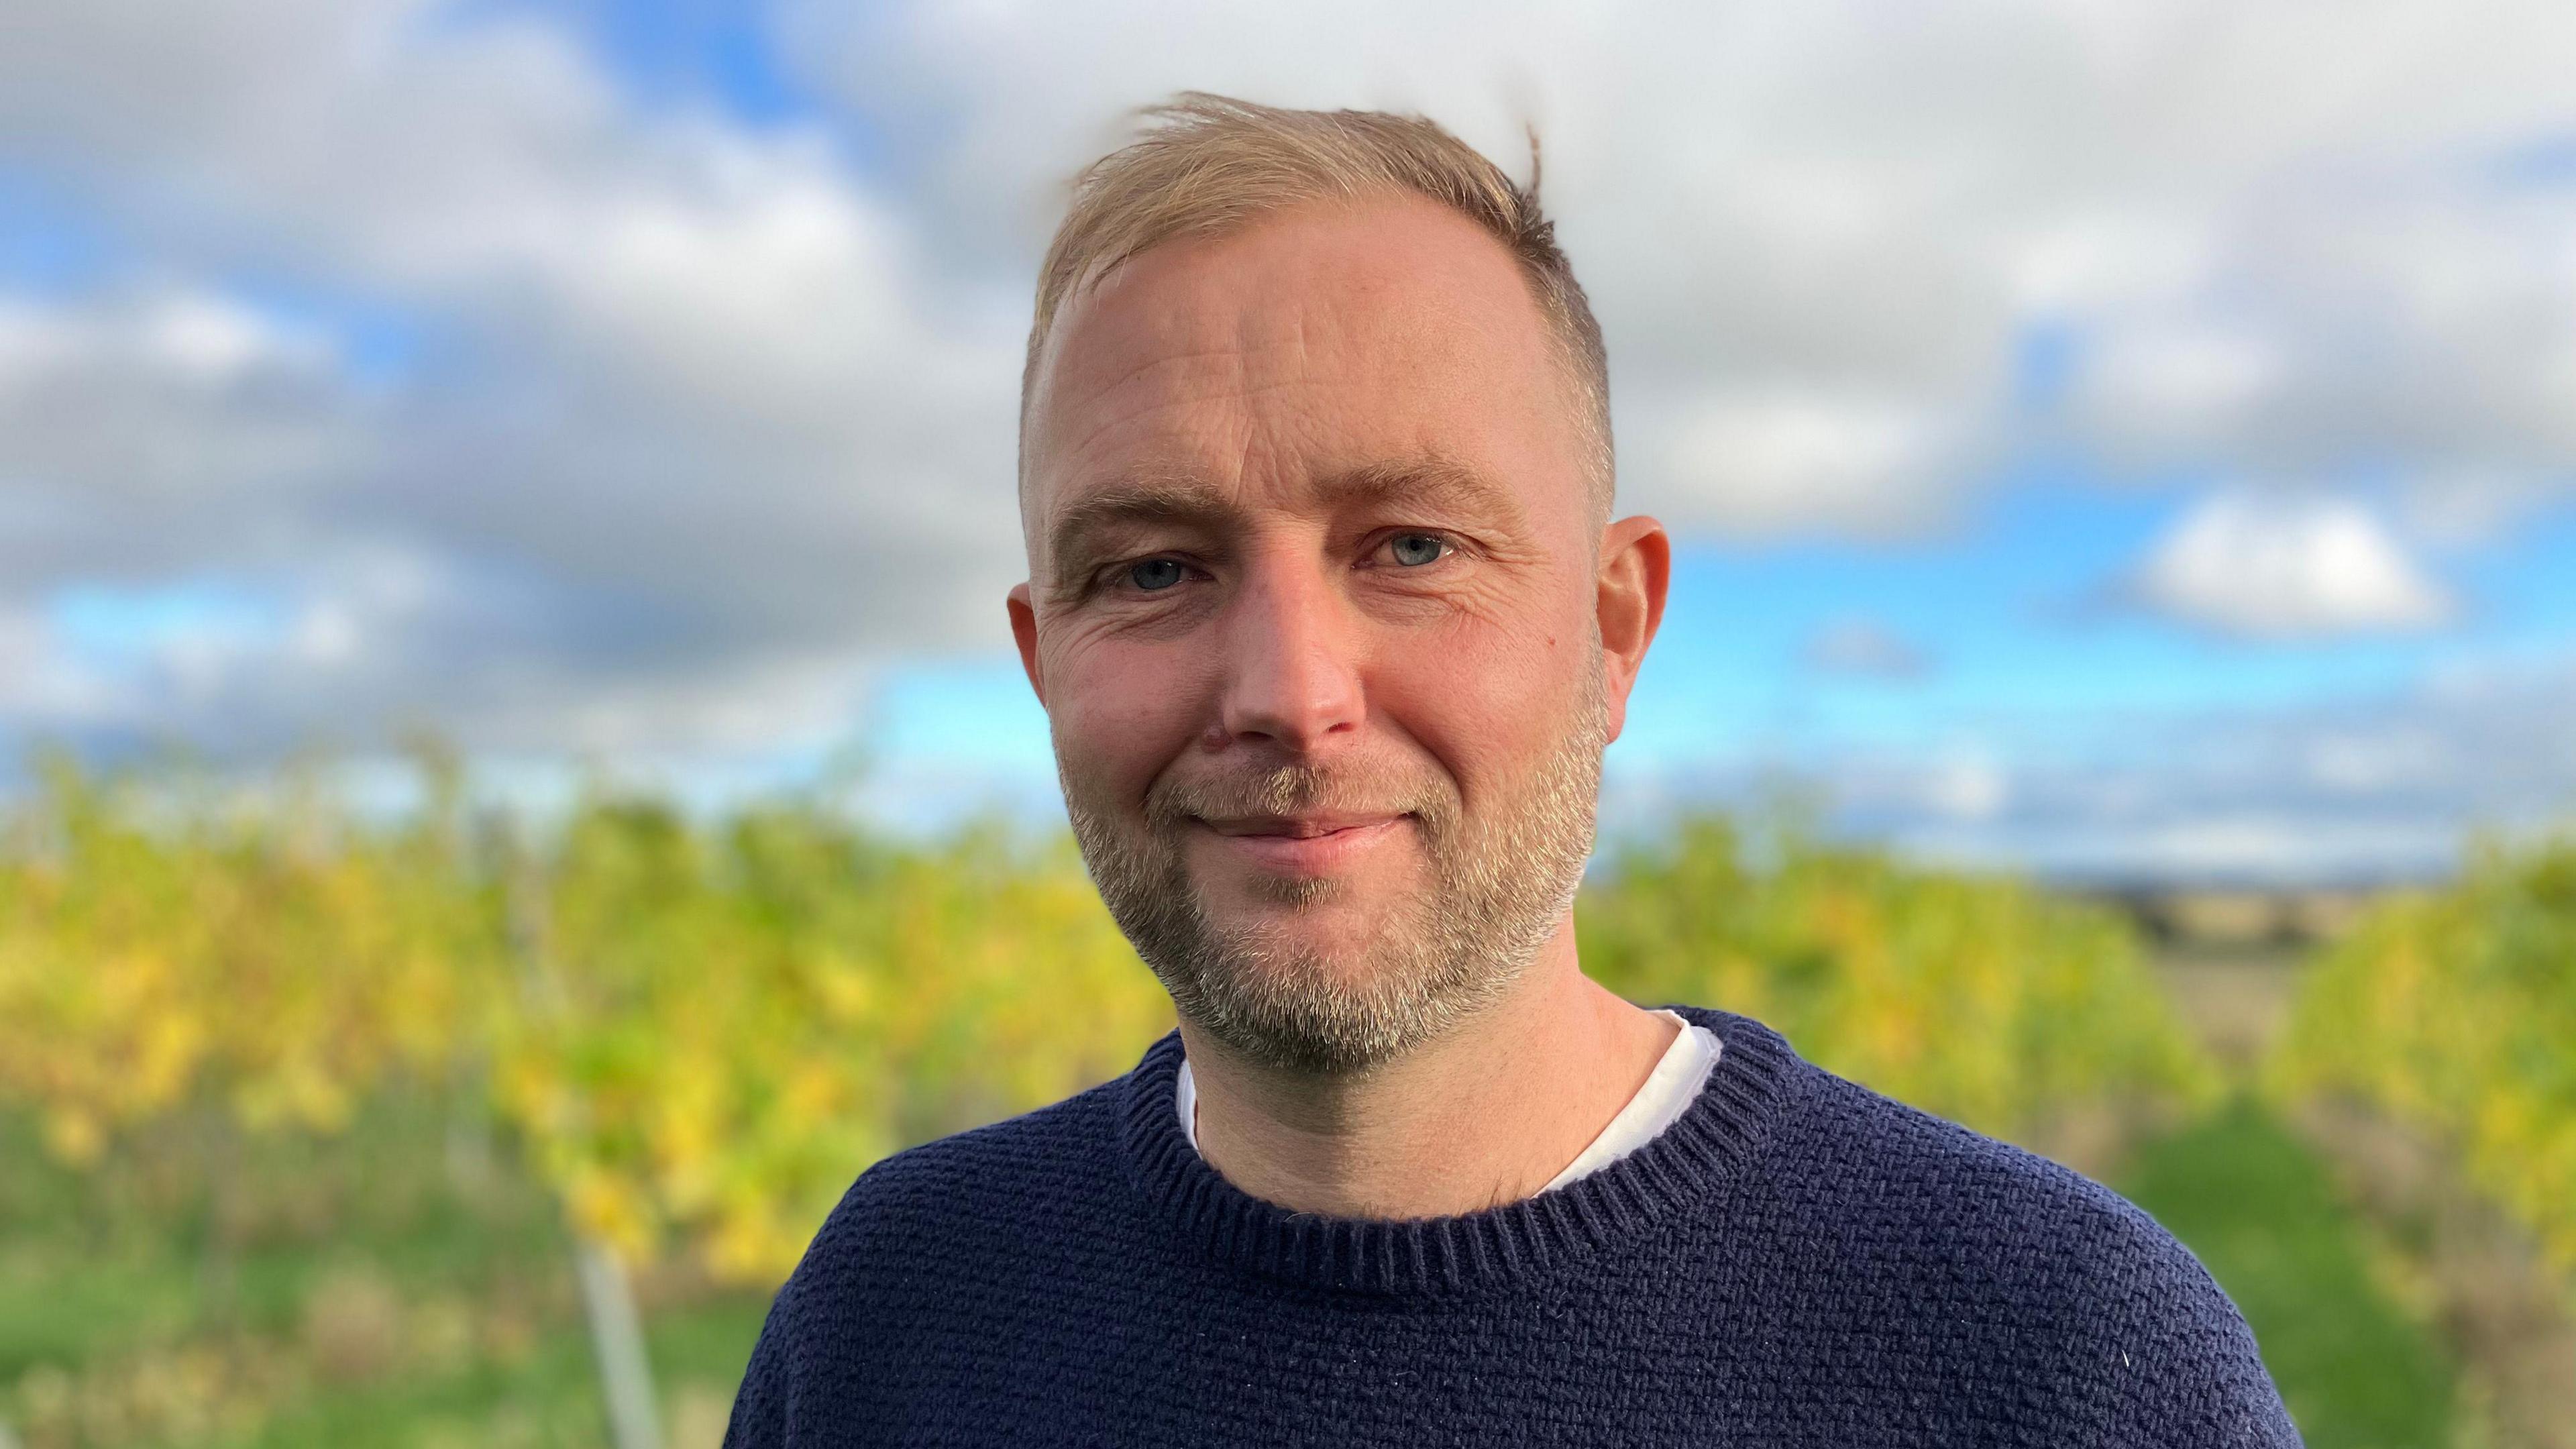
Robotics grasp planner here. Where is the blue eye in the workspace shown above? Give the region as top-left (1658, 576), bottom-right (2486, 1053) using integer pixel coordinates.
top-left (1389, 533), bottom-right (1446, 566)
top-left (1128, 559), bottom-right (1185, 591)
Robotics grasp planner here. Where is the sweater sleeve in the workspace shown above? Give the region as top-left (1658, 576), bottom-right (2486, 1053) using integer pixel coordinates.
top-left (721, 1276), bottom-right (799, 1449)
top-left (2092, 1218), bottom-right (2305, 1448)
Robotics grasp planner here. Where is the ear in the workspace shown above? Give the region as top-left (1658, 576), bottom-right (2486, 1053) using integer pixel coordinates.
top-left (1595, 515), bottom-right (1669, 743)
top-left (1007, 582), bottom-right (1046, 708)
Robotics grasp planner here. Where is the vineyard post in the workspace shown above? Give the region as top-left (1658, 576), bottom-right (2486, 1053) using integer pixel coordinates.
top-left (576, 1236), bottom-right (667, 1449)
top-left (506, 837), bottom-right (666, 1449)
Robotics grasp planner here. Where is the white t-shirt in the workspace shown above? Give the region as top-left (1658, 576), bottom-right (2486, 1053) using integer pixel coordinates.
top-left (1173, 1008), bottom-right (1723, 1193)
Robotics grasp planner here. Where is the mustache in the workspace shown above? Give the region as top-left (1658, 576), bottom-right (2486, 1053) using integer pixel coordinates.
top-left (1142, 761), bottom-right (1454, 831)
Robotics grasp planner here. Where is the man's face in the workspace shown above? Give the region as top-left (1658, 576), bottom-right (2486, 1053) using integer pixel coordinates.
top-left (1012, 195), bottom-right (1646, 1073)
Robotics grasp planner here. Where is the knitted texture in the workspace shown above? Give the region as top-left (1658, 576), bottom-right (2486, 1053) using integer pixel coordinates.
top-left (724, 1005), bottom-right (2302, 1447)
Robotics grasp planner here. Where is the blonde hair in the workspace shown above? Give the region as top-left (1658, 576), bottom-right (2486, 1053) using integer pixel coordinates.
top-left (1020, 92), bottom-right (1614, 519)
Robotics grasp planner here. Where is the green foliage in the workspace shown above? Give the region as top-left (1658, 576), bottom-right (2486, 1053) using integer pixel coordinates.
top-left (0, 749), bottom-right (498, 1165)
top-left (491, 796), bottom-right (1172, 1281)
top-left (0, 755), bottom-right (2229, 1290)
top-left (1580, 817), bottom-right (2222, 1142)
top-left (0, 755), bottom-right (1175, 1290)
top-left (2270, 833), bottom-right (2576, 1274)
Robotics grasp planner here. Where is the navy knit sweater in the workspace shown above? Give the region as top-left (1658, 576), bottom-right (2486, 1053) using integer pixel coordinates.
top-left (724, 1004), bottom-right (2302, 1447)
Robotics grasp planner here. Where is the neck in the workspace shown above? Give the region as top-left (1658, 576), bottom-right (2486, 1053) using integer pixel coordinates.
top-left (1176, 918), bottom-right (1678, 1219)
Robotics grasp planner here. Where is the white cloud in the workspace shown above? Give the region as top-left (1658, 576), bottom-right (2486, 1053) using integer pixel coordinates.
top-left (2135, 492), bottom-right (2455, 639)
top-left (1922, 753), bottom-right (2009, 822)
top-left (1803, 615), bottom-right (1932, 680)
top-left (1660, 390), bottom-right (1962, 536)
top-left (2072, 323), bottom-right (2284, 445)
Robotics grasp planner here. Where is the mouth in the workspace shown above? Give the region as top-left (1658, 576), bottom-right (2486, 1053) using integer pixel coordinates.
top-left (1189, 812), bottom-right (1411, 875)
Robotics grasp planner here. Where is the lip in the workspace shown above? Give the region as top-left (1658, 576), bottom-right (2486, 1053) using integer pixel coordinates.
top-left (1191, 814), bottom-right (1408, 875)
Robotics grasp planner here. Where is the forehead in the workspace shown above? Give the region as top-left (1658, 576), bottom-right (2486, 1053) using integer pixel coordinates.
top-left (1022, 193), bottom-right (1587, 546)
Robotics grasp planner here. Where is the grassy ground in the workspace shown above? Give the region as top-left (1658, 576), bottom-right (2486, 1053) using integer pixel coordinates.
top-left (0, 1098), bottom-right (771, 1449)
top-left (7, 1098), bottom-right (2463, 1449)
top-left (2139, 939), bottom-right (2484, 1447)
top-left (2114, 1096), bottom-right (2459, 1449)
top-left (239, 1299), bottom-right (769, 1449)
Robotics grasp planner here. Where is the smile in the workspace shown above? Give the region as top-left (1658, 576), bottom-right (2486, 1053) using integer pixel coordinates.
top-left (1191, 815), bottom-right (1409, 875)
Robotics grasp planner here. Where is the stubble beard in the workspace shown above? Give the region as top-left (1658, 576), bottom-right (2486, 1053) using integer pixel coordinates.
top-left (1061, 657), bottom-right (1610, 1075)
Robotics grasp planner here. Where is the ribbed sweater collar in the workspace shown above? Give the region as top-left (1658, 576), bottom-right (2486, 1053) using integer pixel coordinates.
top-left (1114, 1004), bottom-right (1803, 1298)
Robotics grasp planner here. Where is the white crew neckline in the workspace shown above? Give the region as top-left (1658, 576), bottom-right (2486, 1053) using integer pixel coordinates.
top-left (1173, 1008), bottom-right (1723, 1194)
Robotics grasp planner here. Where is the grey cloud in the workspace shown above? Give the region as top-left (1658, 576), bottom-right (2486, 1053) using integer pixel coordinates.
top-left (0, 0), bottom-right (1027, 765)
top-left (792, 0), bottom-right (2576, 535)
top-left (7, 0), bottom-right (2576, 793)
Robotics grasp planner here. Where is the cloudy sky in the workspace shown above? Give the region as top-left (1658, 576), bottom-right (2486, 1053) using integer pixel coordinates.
top-left (5, 0), bottom-right (2573, 883)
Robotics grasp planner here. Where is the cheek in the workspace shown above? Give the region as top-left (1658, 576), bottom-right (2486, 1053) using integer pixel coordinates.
top-left (1044, 633), bottom-right (1211, 796)
top-left (1370, 615), bottom-right (1568, 797)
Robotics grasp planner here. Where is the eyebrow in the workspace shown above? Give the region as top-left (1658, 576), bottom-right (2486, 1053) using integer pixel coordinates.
top-left (1044, 476), bottom-right (1235, 589)
top-left (1043, 454), bottom-right (1529, 591)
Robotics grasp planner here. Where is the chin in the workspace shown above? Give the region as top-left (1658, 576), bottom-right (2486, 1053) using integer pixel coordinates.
top-left (1212, 894), bottom-right (1396, 961)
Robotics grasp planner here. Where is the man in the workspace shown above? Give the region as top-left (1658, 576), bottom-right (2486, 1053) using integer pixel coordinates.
top-left (726, 93), bottom-right (2301, 1447)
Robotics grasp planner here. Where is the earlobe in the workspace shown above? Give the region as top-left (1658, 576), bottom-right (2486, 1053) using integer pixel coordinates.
top-left (1007, 583), bottom-right (1046, 708)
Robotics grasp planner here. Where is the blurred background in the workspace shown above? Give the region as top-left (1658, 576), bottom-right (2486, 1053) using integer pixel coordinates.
top-left (3, 1), bottom-right (2573, 1446)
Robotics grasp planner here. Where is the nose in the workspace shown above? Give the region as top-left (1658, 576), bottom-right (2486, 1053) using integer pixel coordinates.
top-left (1210, 550), bottom-right (1363, 756)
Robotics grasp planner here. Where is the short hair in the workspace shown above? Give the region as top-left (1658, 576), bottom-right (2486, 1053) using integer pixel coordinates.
top-left (1019, 92), bottom-right (1614, 523)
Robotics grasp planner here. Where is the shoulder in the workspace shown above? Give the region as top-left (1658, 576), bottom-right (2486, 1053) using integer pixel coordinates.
top-left (722, 1076), bottom-right (1136, 1446)
top-left (1772, 1065), bottom-right (2300, 1444)
top-left (1684, 1007), bottom-right (2163, 1269)
top-left (1783, 1061), bottom-right (2174, 1260)
top-left (804, 1073), bottom-right (1130, 1283)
